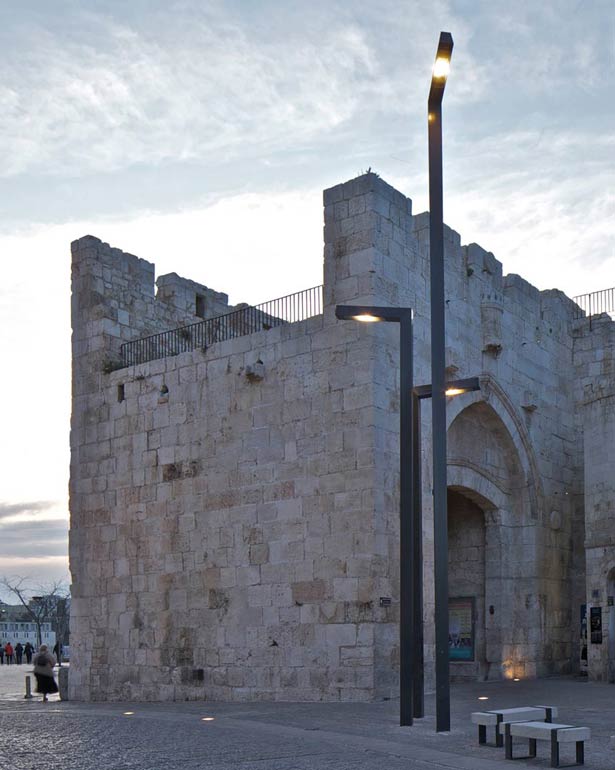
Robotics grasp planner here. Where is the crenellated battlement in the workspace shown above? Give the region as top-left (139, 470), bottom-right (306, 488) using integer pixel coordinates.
top-left (70, 235), bottom-right (238, 391)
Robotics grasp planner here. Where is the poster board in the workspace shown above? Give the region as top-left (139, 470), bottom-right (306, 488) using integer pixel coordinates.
top-left (590, 606), bottom-right (602, 644)
top-left (449, 596), bottom-right (475, 661)
top-left (580, 603), bottom-right (588, 671)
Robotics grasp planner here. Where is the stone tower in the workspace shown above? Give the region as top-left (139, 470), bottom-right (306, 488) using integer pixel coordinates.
top-left (69, 173), bottom-right (602, 701)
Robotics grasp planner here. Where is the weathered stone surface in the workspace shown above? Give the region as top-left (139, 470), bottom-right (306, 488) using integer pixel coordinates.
top-left (69, 172), bottom-right (608, 702)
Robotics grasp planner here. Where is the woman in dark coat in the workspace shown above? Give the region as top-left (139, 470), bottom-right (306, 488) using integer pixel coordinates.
top-left (33, 645), bottom-right (59, 702)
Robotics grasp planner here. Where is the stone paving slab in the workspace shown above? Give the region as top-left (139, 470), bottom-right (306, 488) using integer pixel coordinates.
top-left (1, 672), bottom-right (613, 770)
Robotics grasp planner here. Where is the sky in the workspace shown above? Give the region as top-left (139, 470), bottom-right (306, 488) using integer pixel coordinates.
top-left (0, 0), bottom-right (613, 600)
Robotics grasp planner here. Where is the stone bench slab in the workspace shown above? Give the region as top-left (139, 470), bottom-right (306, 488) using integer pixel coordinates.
top-left (509, 721), bottom-right (590, 743)
top-left (472, 705), bottom-right (558, 725)
top-left (505, 721), bottom-right (590, 767)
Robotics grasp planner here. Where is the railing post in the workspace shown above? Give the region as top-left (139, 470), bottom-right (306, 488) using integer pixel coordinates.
top-left (589, 293), bottom-right (592, 331)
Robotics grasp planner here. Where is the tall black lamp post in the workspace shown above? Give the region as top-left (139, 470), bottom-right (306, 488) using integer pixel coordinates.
top-left (335, 304), bottom-right (415, 726)
top-left (428, 31), bottom-right (454, 733)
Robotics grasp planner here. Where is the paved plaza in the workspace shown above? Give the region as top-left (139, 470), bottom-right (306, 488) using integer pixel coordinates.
top-left (0, 668), bottom-right (614, 769)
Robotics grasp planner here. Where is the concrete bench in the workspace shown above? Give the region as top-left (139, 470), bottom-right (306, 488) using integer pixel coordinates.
top-left (471, 705), bottom-right (558, 747)
top-left (504, 721), bottom-right (590, 767)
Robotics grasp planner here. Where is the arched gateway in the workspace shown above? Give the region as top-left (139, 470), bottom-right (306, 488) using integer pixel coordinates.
top-left (446, 385), bottom-right (543, 681)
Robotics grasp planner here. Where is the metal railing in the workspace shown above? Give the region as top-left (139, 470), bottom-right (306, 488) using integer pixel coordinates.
top-left (120, 284), bottom-right (323, 367)
top-left (573, 287), bottom-right (615, 329)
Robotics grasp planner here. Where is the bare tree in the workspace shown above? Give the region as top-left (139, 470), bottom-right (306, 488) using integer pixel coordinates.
top-left (0, 576), bottom-right (70, 648)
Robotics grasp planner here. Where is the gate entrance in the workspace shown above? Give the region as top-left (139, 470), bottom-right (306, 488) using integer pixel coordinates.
top-left (448, 489), bottom-right (486, 680)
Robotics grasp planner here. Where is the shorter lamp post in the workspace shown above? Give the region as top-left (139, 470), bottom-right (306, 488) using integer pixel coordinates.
top-left (412, 376), bottom-right (480, 721)
top-left (335, 304), bottom-right (415, 726)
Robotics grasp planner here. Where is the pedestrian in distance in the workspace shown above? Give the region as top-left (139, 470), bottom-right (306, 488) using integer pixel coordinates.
top-left (4, 642), bottom-right (14, 664)
top-left (24, 641), bottom-right (33, 664)
top-left (33, 645), bottom-right (58, 702)
top-left (53, 640), bottom-right (62, 666)
top-left (15, 641), bottom-right (23, 664)
top-left (0, 646), bottom-right (4, 665)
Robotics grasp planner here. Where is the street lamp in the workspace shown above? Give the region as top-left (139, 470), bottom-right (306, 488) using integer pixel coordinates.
top-left (410, 376), bottom-right (480, 720)
top-left (428, 30), bottom-right (454, 733)
top-left (335, 303), bottom-right (415, 727)
top-left (414, 377), bottom-right (480, 400)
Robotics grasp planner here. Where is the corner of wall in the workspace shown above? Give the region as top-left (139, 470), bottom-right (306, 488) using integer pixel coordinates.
top-left (71, 235), bottom-right (157, 390)
top-left (322, 172), bottom-right (415, 315)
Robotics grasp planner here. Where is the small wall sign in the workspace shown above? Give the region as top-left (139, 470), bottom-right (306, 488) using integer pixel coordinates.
top-left (379, 597), bottom-right (392, 607)
top-left (590, 606), bottom-right (603, 644)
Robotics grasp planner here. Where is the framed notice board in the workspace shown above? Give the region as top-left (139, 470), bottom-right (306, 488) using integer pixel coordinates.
top-left (449, 596), bottom-right (475, 661)
top-left (590, 606), bottom-right (603, 644)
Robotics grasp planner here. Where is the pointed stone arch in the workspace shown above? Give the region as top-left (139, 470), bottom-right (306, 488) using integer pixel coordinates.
top-left (446, 374), bottom-right (544, 522)
top-left (445, 382), bottom-right (544, 680)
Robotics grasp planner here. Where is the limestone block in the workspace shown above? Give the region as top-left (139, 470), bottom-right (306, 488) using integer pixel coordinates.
top-left (325, 624), bottom-right (357, 648)
top-left (249, 543), bottom-right (269, 565)
top-left (292, 580), bottom-right (326, 604)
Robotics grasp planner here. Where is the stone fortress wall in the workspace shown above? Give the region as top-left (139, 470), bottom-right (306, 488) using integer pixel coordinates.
top-left (69, 172), bottom-right (612, 701)
top-left (575, 314), bottom-right (615, 681)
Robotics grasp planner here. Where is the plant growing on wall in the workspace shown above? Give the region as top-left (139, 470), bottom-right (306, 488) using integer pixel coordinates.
top-left (101, 357), bottom-right (124, 374)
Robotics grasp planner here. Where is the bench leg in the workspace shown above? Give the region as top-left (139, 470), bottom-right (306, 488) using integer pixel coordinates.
top-left (505, 724), bottom-right (513, 760)
top-left (478, 724), bottom-right (486, 745)
top-left (496, 715), bottom-right (504, 748)
top-left (529, 738), bottom-right (537, 758)
top-left (551, 731), bottom-right (559, 768)
top-left (576, 740), bottom-right (584, 765)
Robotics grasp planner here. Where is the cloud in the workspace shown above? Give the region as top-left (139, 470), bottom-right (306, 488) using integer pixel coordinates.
top-left (0, 1), bottom-right (490, 180)
top-left (388, 120), bottom-right (615, 295)
top-left (0, 7), bottom-right (381, 177)
top-left (0, 501), bottom-right (57, 521)
top-left (0, 518), bottom-right (68, 559)
top-left (468, 2), bottom-right (611, 92)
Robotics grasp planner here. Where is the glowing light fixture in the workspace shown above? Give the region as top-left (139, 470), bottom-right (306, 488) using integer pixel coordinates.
top-left (433, 57), bottom-right (450, 79)
top-left (415, 377), bottom-right (481, 401)
top-left (335, 306), bottom-right (410, 325)
top-left (123, 711), bottom-right (135, 715)
top-left (478, 696), bottom-right (489, 701)
top-left (513, 677), bottom-right (520, 682)
top-left (201, 716), bottom-right (215, 722)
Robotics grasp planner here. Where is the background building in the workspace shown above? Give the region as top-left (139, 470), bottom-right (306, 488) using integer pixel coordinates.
top-left (0, 603), bottom-right (56, 649)
top-left (68, 173), bottom-right (614, 701)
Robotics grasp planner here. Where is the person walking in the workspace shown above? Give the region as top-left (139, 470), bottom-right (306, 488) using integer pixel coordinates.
top-left (33, 645), bottom-right (58, 702)
top-left (15, 642), bottom-right (23, 664)
top-left (0, 645), bottom-right (4, 665)
top-left (53, 641), bottom-right (62, 666)
top-left (24, 641), bottom-right (33, 664)
top-left (4, 642), bottom-right (14, 664)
